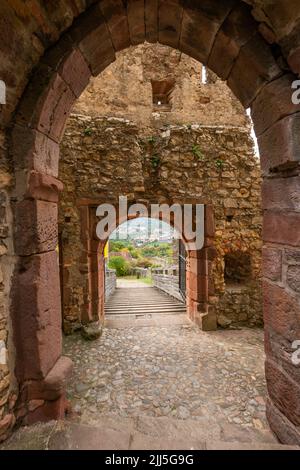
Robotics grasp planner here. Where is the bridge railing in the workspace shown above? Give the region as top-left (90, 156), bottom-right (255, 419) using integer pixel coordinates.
top-left (151, 266), bottom-right (183, 302)
top-left (105, 268), bottom-right (117, 301)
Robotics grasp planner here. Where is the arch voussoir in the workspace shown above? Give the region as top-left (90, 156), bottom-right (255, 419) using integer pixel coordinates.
top-left (99, 0), bottom-right (131, 51)
top-left (72, 19), bottom-right (116, 76)
top-left (180, 0), bottom-right (236, 65)
top-left (258, 113), bottom-right (300, 173)
top-left (145, 0), bottom-right (159, 43)
top-left (127, 0), bottom-right (146, 45)
top-left (208, 2), bottom-right (257, 80)
top-left (251, 73), bottom-right (300, 137)
top-left (158, 0), bottom-right (183, 49)
top-left (227, 32), bottom-right (282, 107)
top-left (15, 64), bottom-right (76, 144)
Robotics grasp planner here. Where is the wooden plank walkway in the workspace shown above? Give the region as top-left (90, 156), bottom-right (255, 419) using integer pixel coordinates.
top-left (105, 287), bottom-right (186, 316)
top-left (105, 286), bottom-right (188, 328)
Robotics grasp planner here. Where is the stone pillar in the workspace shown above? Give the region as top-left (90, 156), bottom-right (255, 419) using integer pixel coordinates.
top-left (186, 205), bottom-right (217, 331)
top-left (11, 170), bottom-right (72, 424)
top-left (79, 206), bottom-right (105, 327)
top-left (79, 205), bottom-right (92, 324)
top-left (9, 39), bottom-right (93, 425)
top-left (88, 208), bottom-right (105, 324)
top-left (262, 176), bottom-right (300, 444)
top-left (251, 74), bottom-right (300, 444)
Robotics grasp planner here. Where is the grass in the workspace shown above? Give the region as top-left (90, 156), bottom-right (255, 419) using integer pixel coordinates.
top-left (139, 277), bottom-right (153, 285)
top-left (117, 275), bottom-right (153, 285)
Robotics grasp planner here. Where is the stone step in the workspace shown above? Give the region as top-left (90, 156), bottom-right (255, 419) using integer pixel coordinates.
top-left (106, 297), bottom-right (183, 305)
top-left (105, 286), bottom-right (186, 316)
top-left (105, 306), bottom-right (186, 313)
top-left (1, 416), bottom-right (299, 450)
top-left (107, 302), bottom-right (179, 305)
top-left (105, 313), bottom-right (190, 328)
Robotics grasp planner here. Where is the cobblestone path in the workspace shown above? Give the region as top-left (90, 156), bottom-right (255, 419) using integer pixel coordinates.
top-left (64, 320), bottom-right (272, 441)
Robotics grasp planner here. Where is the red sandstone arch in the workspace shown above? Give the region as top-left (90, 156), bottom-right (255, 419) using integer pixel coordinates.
top-left (77, 203), bottom-right (215, 328)
top-left (7, 0), bottom-right (300, 444)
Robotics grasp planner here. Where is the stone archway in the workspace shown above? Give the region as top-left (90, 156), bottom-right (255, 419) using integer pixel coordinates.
top-left (78, 203), bottom-right (215, 331)
top-left (5, 1), bottom-right (300, 443)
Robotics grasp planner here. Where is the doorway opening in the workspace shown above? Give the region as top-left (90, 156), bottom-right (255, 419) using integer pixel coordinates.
top-left (104, 217), bottom-right (187, 322)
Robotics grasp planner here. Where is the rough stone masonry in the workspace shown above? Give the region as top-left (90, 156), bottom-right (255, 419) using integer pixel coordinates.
top-left (0, 0), bottom-right (300, 445)
top-left (58, 43), bottom-right (262, 334)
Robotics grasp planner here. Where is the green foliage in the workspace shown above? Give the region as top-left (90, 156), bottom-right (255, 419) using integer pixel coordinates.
top-left (150, 154), bottom-right (161, 169)
top-left (127, 246), bottom-right (140, 259)
top-left (141, 242), bottom-right (172, 258)
top-left (135, 258), bottom-right (153, 269)
top-left (148, 136), bottom-right (156, 144)
top-left (192, 145), bottom-right (204, 161)
top-left (109, 240), bottom-right (130, 252)
top-left (215, 158), bottom-right (224, 170)
top-left (108, 256), bottom-right (132, 277)
top-left (83, 127), bottom-right (93, 136)
top-left (108, 239), bottom-right (173, 276)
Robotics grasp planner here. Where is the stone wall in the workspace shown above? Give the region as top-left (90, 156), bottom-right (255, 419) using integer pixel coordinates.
top-left (0, 130), bottom-right (16, 441)
top-left (59, 114), bottom-right (262, 332)
top-left (73, 43), bottom-right (249, 132)
top-left (0, 0), bottom-right (299, 445)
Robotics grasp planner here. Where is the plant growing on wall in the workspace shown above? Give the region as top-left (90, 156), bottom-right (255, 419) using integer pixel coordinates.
top-left (192, 144), bottom-right (204, 161)
top-left (150, 154), bottom-right (161, 169)
top-left (215, 158), bottom-right (224, 170)
top-left (83, 127), bottom-right (93, 136)
top-left (148, 136), bottom-right (156, 144)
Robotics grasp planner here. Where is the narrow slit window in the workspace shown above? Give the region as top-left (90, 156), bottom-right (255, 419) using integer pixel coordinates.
top-left (151, 79), bottom-right (175, 111)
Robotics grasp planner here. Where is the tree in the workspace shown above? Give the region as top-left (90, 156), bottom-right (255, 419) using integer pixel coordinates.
top-left (108, 256), bottom-right (132, 277)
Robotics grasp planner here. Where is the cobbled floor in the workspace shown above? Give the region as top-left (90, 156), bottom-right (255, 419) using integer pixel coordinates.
top-left (64, 322), bottom-right (270, 434)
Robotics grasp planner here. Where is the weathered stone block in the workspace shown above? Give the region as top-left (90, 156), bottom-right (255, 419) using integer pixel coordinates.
top-left (15, 200), bottom-right (58, 256)
top-left (145, 0), bottom-right (159, 43)
top-left (285, 248), bottom-right (300, 265)
top-left (58, 48), bottom-right (91, 98)
top-left (228, 33), bottom-right (281, 107)
top-left (159, 0), bottom-right (183, 49)
top-left (25, 394), bottom-right (68, 425)
top-left (180, 0), bottom-right (234, 65)
top-left (252, 74), bottom-right (300, 137)
top-left (127, 0), bottom-right (146, 45)
top-left (288, 46), bottom-right (300, 75)
top-left (264, 327), bottom-right (300, 386)
top-left (12, 126), bottom-right (60, 176)
top-left (26, 171), bottom-right (63, 202)
top-left (258, 113), bottom-right (300, 173)
top-left (195, 309), bottom-right (217, 332)
top-left (0, 414), bottom-right (15, 443)
top-left (287, 265), bottom-right (300, 294)
top-left (15, 65), bottom-right (75, 142)
top-left (12, 251), bottom-right (62, 381)
top-left (262, 246), bottom-right (282, 281)
top-left (266, 397), bottom-right (300, 446)
top-left (266, 359), bottom-right (300, 427)
top-left (78, 20), bottom-right (116, 76)
top-left (263, 211), bottom-right (300, 247)
top-left (100, 0), bottom-right (131, 51)
top-left (262, 176), bottom-right (300, 212)
top-left (263, 281), bottom-right (300, 341)
top-left (208, 2), bottom-right (257, 80)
